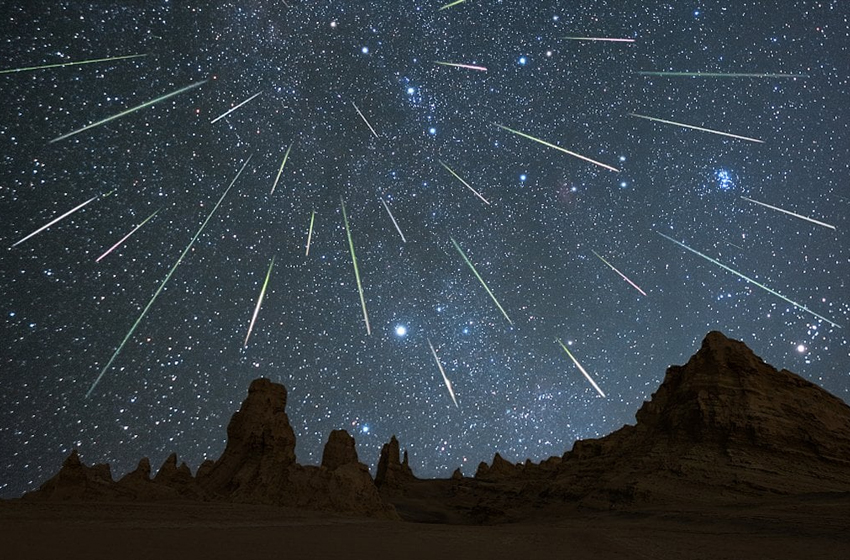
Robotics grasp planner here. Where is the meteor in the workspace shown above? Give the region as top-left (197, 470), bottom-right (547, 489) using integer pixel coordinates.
top-left (563, 37), bottom-right (635, 43)
top-left (211, 91), bottom-right (262, 124)
top-left (270, 142), bottom-right (294, 195)
top-left (380, 198), bottom-right (407, 243)
top-left (494, 123), bottom-right (620, 172)
top-left (305, 210), bottom-right (315, 256)
top-left (428, 339), bottom-right (459, 408)
top-left (244, 256), bottom-right (275, 348)
top-left (0, 53), bottom-right (146, 75)
top-left (438, 0), bottom-right (466, 10)
top-left (637, 71), bottom-right (807, 79)
top-left (629, 113), bottom-right (764, 143)
top-left (341, 199), bottom-right (371, 335)
top-left (556, 339), bottom-right (606, 398)
top-left (49, 79), bottom-right (207, 143)
top-left (352, 102), bottom-right (380, 138)
top-left (11, 195), bottom-right (99, 248)
top-left (96, 208), bottom-right (161, 262)
top-left (86, 156), bottom-right (252, 398)
top-left (439, 160), bottom-right (490, 205)
top-left (434, 61), bottom-right (487, 72)
top-left (740, 196), bottom-right (836, 230)
top-left (656, 231), bottom-right (840, 328)
top-left (591, 250), bottom-right (647, 296)
top-left (450, 237), bottom-right (513, 326)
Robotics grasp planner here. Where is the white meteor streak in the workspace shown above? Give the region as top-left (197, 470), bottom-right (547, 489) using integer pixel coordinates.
top-left (657, 231), bottom-right (840, 328)
top-left (12, 195), bottom-right (99, 247)
top-left (352, 102), bottom-right (379, 138)
top-left (629, 113), bottom-right (764, 143)
top-left (211, 91), bottom-right (262, 124)
top-left (591, 250), bottom-right (648, 296)
top-left (557, 339), bottom-right (606, 398)
top-left (96, 208), bottom-right (161, 262)
top-left (435, 61), bottom-right (487, 72)
top-left (305, 210), bottom-right (315, 256)
top-left (740, 196), bottom-right (836, 230)
top-left (380, 198), bottom-right (407, 243)
top-left (439, 160), bottom-right (490, 205)
top-left (494, 123), bottom-right (620, 172)
top-left (428, 339), bottom-right (459, 408)
top-left (563, 37), bottom-right (635, 43)
top-left (244, 256), bottom-right (275, 348)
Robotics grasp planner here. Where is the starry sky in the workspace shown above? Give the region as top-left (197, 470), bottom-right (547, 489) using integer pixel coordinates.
top-left (2, 1), bottom-right (849, 498)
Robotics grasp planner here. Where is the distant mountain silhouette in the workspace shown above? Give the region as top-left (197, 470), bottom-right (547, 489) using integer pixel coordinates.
top-left (25, 332), bottom-right (850, 523)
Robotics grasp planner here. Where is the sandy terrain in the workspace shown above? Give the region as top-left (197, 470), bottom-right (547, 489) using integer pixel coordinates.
top-left (3, 494), bottom-right (848, 560)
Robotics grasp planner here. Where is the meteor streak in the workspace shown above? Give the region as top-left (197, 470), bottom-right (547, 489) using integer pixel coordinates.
top-left (740, 196), bottom-right (836, 230)
top-left (439, 160), bottom-right (490, 205)
top-left (557, 339), bottom-right (606, 398)
top-left (591, 250), bottom-right (647, 296)
top-left (0, 53), bottom-right (146, 75)
top-left (341, 199), bottom-right (371, 335)
top-left (305, 210), bottom-right (315, 256)
top-left (96, 208), bottom-right (161, 262)
top-left (450, 237), bottom-right (513, 326)
top-left (211, 91), bottom-right (262, 124)
top-left (49, 80), bottom-right (207, 143)
top-left (494, 123), bottom-right (620, 172)
top-left (435, 61), bottom-right (487, 72)
top-left (438, 0), bottom-right (466, 10)
top-left (352, 102), bottom-right (380, 138)
top-left (656, 231), bottom-right (840, 328)
top-left (380, 198), bottom-right (407, 243)
top-left (11, 195), bottom-right (99, 247)
top-left (86, 156), bottom-right (252, 398)
top-left (629, 113), bottom-right (764, 143)
top-left (244, 256), bottom-right (275, 348)
top-left (270, 142), bottom-right (294, 195)
top-left (637, 71), bottom-right (807, 79)
top-left (563, 37), bottom-right (635, 43)
top-left (428, 339), bottom-right (459, 408)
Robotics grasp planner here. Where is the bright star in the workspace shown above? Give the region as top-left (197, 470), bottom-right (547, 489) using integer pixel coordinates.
top-left (395, 325), bottom-right (408, 337)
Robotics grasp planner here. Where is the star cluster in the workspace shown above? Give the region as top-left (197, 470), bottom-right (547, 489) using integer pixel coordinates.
top-left (1, 1), bottom-right (848, 498)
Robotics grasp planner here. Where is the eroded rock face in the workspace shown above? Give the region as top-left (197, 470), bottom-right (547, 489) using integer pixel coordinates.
top-left (199, 378), bottom-right (297, 501)
top-left (25, 450), bottom-right (116, 501)
top-left (376, 436), bottom-right (415, 488)
top-left (321, 429), bottom-right (359, 470)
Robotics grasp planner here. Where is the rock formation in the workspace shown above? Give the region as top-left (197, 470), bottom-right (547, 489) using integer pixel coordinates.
top-left (322, 429), bottom-right (360, 470)
top-left (375, 435), bottom-right (415, 487)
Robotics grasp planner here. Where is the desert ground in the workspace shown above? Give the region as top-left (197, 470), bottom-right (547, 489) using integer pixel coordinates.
top-left (3, 493), bottom-right (849, 560)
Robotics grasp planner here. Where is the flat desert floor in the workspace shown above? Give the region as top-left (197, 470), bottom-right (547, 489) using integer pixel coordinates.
top-left (3, 494), bottom-right (849, 559)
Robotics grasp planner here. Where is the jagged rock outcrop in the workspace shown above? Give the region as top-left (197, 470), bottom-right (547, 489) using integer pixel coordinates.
top-left (25, 450), bottom-right (116, 501)
top-left (375, 436), bottom-right (416, 487)
top-left (321, 429), bottom-right (360, 470)
top-left (199, 378), bottom-right (297, 501)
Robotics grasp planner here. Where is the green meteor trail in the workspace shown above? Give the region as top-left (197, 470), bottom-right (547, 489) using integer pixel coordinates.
top-left (637, 71), bottom-right (807, 79)
top-left (450, 237), bottom-right (513, 326)
top-left (494, 123), bottom-right (620, 172)
top-left (305, 210), bottom-right (316, 256)
top-left (86, 156), bottom-right (252, 398)
top-left (0, 53), bottom-right (146, 75)
top-left (244, 256), bottom-right (275, 348)
top-left (657, 231), bottom-right (841, 328)
top-left (11, 194), bottom-right (99, 248)
top-left (270, 142), bottom-right (294, 195)
top-left (629, 113), bottom-right (764, 143)
top-left (439, 160), bottom-right (490, 205)
top-left (96, 208), bottom-right (161, 262)
top-left (556, 339), bottom-right (606, 398)
top-left (50, 79), bottom-right (207, 143)
top-left (342, 199), bottom-right (371, 335)
top-left (439, 0), bottom-right (466, 10)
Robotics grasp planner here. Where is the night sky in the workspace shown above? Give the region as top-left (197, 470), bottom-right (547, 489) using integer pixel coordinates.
top-left (2, 1), bottom-right (849, 498)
